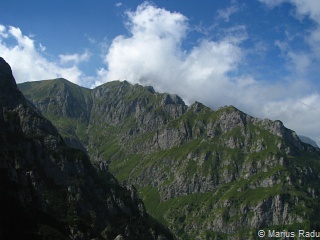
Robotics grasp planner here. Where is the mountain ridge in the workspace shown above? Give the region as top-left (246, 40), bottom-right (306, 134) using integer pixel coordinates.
top-left (18, 76), bottom-right (320, 239)
top-left (20, 78), bottom-right (312, 158)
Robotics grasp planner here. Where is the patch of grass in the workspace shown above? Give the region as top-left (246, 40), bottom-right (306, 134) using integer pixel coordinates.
top-left (110, 154), bottom-right (143, 182)
top-left (139, 185), bottom-right (161, 214)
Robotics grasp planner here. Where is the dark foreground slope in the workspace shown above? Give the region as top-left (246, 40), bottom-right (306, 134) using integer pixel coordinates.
top-left (19, 75), bottom-right (320, 239)
top-left (0, 58), bottom-right (174, 240)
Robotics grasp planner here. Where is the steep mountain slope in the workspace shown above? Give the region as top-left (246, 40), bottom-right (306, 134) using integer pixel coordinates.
top-left (19, 77), bottom-right (320, 239)
top-left (0, 57), bottom-right (174, 240)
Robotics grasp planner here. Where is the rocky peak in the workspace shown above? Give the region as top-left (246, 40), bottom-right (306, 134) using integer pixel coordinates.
top-left (188, 101), bottom-right (205, 113)
top-left (0, 58), bottom-right (24, 107)
top-left (0, 57), bottom-right (16, 89)
top-left (162, 93), bottom-right (185, 106)
top-left (145, 85), bottom-right (155, 93)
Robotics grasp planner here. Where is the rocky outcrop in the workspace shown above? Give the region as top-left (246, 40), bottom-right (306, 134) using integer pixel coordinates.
top-left (0, 57), bottom-right (174, 240)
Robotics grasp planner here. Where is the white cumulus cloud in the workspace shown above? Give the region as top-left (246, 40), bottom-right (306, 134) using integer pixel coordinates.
top-left (0, 25), bottom-right (88, 85)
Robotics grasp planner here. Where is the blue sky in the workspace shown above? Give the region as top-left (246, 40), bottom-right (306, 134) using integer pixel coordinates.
top-left (1, 0), bottom-right (320, 145)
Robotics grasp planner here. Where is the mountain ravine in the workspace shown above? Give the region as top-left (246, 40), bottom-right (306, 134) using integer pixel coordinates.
top-left (18, 70), bottom-right (320, 238)
top-left (0, 57), bottom-right (175, 240)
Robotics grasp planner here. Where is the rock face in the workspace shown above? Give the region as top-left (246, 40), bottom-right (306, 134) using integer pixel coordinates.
top-left (0, 57), bottom-right (174, 240)
top-left (18, 71), bottom-right (320, 239)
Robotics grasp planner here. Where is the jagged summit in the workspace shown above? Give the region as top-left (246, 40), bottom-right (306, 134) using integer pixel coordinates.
top-left (0, 57), bottom-right (24, 107)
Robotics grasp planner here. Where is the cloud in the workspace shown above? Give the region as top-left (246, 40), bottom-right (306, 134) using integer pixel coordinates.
top-left (217, 5), bottom-right (239, 22)
top-left (289, 0), bottom-right (320, 23)
top-left (0, 25), bottom-right (89, 85)
top-left (261, 0), bottom-right (320, 75)
top-left (85, 34), bottom-right (96, 44)
top-left (0, 25), bottom-right (8, 38)
top-left (287, 0), bottom-right (320, 58)
top-left (59, 50), bottom-right (91, 65)
top-left (259, 0), bottom-right (286, 8)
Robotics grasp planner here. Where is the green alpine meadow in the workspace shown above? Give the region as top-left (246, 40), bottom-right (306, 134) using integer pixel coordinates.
top-left (18, 77), bottom-right (320, 239)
